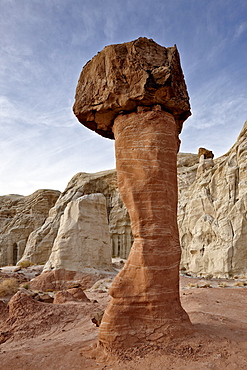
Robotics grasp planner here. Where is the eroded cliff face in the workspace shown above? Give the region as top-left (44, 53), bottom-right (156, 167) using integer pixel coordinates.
top-left (179, 120), bottom-right (247, 278)
top-left (0, 190), bottom-right (60, 267)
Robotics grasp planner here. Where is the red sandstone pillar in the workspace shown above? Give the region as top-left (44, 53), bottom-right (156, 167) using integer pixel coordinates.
top-left (98, 106), bottom-right (192, 350)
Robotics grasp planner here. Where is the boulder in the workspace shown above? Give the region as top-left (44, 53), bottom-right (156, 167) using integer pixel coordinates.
top-left (91, 310), bottom-right (104, 327)
top-left (73, 37), bottom-right (191, 139)
top-left (198, 147), bottom-right (214, 159)
top-left (53, 287), bottom-right (89, 304)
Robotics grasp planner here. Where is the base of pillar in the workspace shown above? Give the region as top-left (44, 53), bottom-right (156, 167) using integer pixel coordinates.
top-left (98, 299), bottom-right (193, 352)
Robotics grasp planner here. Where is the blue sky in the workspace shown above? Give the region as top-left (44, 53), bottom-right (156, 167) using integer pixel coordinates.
top-left (1, 0), bottom-right (247, 195)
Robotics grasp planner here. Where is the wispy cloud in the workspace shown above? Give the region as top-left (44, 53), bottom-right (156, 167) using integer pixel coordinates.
top-left (234, 21), bottom-right (247, 39)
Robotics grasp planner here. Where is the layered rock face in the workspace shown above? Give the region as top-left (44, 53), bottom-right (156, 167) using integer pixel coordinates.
top-left (44, 193), bottom-right (112, 272)
top-left (0, 190), bottom-right (60, 267)
top-left (179, 120), bottom-right (247, 278)
top-left (73, 37), bottom-right (192, 351)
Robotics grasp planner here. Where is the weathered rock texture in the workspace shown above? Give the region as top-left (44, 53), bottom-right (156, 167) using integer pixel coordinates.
top-left (0, 190), bottom-right (60, 267)
top-left (109, 191), bottom-right (132, 258)
top-left (73, 37), bottom-right (192, 351)
top-left (44, 193), bottom-right (112, 272)
top-left (179, 120), bottom-right (247, 278)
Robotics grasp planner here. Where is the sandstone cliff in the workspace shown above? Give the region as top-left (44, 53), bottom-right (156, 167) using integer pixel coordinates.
top-left (179, 120), bottom-right (247, 278)
top-left (0, 190), bottom-right (60, 267)
top-left (19, 170), bottom-right (131, 267)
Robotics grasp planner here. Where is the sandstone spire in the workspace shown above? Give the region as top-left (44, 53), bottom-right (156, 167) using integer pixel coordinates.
top-left (73, 37), bottom-right (192, 352)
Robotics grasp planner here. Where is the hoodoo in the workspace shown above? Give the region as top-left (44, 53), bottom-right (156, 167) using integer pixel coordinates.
top-left (73, 37), bottom-right (192, 351)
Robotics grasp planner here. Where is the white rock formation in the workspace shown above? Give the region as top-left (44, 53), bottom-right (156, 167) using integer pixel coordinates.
top-left (43, 193), bottom-right (112, 272)
top-left (179, 120), bottom-right (247, 278)
top-left (20, 170), bottom-right (130, 265)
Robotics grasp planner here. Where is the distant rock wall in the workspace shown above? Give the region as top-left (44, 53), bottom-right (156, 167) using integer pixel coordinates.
top-left (0, 190), bottom-right (60, 267)
top-left (179, 121), bottom-right (247, 278)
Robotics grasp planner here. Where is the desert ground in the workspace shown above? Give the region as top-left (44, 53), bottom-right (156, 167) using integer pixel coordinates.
top-left (0, 266), bottom-right (247, 370)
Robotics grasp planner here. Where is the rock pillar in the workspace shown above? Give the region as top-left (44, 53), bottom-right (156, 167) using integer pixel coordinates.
top-left (98, 106), bottom-right (192, 351)
top-left (73, 37), bottom-right (193, 352)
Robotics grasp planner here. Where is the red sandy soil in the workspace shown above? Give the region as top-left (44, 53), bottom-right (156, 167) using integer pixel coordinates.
top-left (0, 275), bottom-right (247, 370)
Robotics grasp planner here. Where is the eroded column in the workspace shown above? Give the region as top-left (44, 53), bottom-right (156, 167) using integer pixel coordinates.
top-left (98, 106), bottom-right (192, 351)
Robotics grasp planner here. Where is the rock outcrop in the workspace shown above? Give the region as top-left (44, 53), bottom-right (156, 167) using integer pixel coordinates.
top-left (44, 193), bottom-right (112, 272)
top-left (0, 190), bottom-right (60, 267)
top-left (179, 120), bottom-right (247, 278)
top-left (198, 147), bottom-right (214, 159)
top-left (109, 191), bottom-right (132, 258)
top-left (73, 37), bottom-right (192, 352)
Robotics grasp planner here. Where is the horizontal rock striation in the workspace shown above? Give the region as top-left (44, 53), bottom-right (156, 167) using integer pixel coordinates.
top-left (98, 106), bottom-right (192, 350)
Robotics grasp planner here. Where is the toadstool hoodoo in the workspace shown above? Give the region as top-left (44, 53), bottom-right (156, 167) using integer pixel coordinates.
top-left (73, 37), bottom-right (193, 352)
